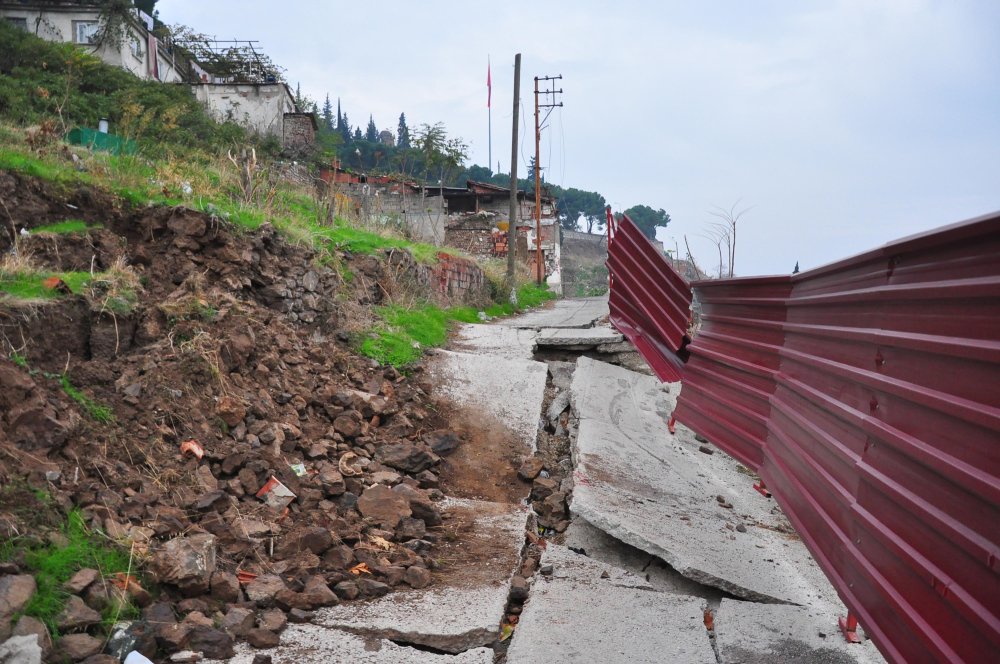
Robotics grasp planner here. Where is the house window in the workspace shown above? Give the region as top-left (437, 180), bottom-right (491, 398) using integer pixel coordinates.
top-left (5, 17), bottom-right (28, 31)
top-left (129, 34), bottom-right (144, 59)
top-left (73, 20), bottom-right (99, 45)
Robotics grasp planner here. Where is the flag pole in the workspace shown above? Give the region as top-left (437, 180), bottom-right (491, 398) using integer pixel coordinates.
top-left (487, 56), bottom-right (493, 174)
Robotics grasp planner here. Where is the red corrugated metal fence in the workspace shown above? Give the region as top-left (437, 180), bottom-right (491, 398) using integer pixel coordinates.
top-left (608, 211), bottom-right (1000, 663)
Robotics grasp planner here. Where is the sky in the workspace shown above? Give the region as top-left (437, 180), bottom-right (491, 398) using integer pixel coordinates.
top-left (160, 0), bottom-right (1000, 276)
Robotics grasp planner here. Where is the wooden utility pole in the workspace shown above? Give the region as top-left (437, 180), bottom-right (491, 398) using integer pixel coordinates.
top-left (533, 75), bottom-right (563, 284)
top-left (506, 54), bottom-right (521, 301)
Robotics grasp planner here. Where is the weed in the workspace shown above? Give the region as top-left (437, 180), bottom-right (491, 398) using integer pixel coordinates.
top-left (9, 351), bottom-right (28, 368)
top-left (361, 330), bottom-right (423, 367)
top-left (7, 509), bottom-right (138, 637)
top-left (29, 219), bottom-right (99, 235)
top-left (60, 374), bottom-right (115, 423)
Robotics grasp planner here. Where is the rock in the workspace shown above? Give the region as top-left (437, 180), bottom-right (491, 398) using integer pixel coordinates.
top-left (252, 655), bottom-right (273, 664)
top-left (167, 652), bottom-right (202, 663)
top-left (332, 581), bottom-right (359, 600)
top-left (63, 568), bottom-right (100, 594)
top-left (80, 655), bottom-right (119, 664)
top-left (167, 212), bottom-right (206, 237)
top-left (216, 396), bottom-right (247, 427)
top-left (287, 608), bottom-right (313, 623)
top-left (0, 634), bottom-right (42, 664)
top-left (0, 575), bottom-right (36, 637)
top-left (12, 616), bottom-right (51, 657)
top-left (219, 607), bottom-right (255, 637)
top-left (530, 477), bottom-right (559, 501)
top-left (538, 492), bottom-right (568, 524)
top-left (403, 566), bottom-right (432, 589)
top-left (539, 563), bottom-right (554, 576)
top-left (245, 575), bottom-right (287, 607)
top-left (246, 628), bottom-right (280, 649)
top-left (322, 545), bottom-right (355, 570)
top-left (333, 413), bottom-right (362, 439)
top-left (518, 457), bottom-right (545, 481)
top-left (377, 442), bottom-right (435, 474)
top-left (274, 527), bottom-right (333, 558)
top-left (422, 430), bottom-right (460, 456)
top-left (736, 523), bottom-right (747, 533)
top-left (356, 578), bottom-right (391, 597)
top-left (318, 468), bottom-right (346, 496)
top-left (57, 595), bottom-right (101, 631)
top-left (257, 609), bottom-right (287, 634)
top-left (275, 576), bottom-right (337, 611)
top-left (58, 633), bottom-right (102, 661)
top-left (186, 627), bottom-right (234, 660)
top-left (150, 534), bottom-right (216, 596)
top-left (391, 484), bottom-right (442, 527)
top-left (209, 572), bottom-right (241, 603)
top-left (509, 575), bottom-right (530, 601)
top-left (357, 485), bottom-right (411, 529)
top-left (182, 611), bottom-right (213, 629)
top-left (395, 517), bottom-right (426, 541)
top-left (698, 445), bottom-right (714, 455)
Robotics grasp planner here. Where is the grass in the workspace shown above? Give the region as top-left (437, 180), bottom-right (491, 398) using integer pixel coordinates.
top-left (360, 283), bottom-right (557, 367)
top-left (60, 374), bottom-right (115, 424)
top-left (5, 509), bottom-right (139, 637)
top-left (30, 220), bottom-right (100, 235)
top-left (0, 270), bottom-right (92, 300)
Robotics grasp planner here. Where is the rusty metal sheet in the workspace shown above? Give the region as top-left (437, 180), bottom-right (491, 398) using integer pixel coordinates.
top-left (669, 211), bottom-right (1000, 663)
top-left (606, 212), bottom-right (692, 381)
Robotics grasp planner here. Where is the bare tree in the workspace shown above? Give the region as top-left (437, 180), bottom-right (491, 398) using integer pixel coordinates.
top-left (708, 201), bottom-right (752, 278)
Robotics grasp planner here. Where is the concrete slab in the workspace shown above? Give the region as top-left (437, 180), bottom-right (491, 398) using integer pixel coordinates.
top-left (562, 516), bottom-right (723, 600)
top-left (501, 296), bottom-right (608, 329)
top-left (536, 326), bottom-right (623, 348)
top-left (313, 498), bottom-right (529, 653)
top-left (715, 599), bottom-right (886, 664)
top-left (506, 544), bottom-right (715, 664)
top-left (569, 357), bottom-right (847, 608)
top-left (451, 323), bottom-right (538, 360)
top-left (546, 360), bottom-right (577, 391)
top-left (429, 349), bottom-right (547, 451)
top-left (206, 625), bottom-right (493, 663)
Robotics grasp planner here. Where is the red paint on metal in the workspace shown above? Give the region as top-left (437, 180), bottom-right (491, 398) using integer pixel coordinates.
top-left (840, 612), bottom-right (862, 644)
top-left (610, 208), bottom-right (1000, 664)
top-left (606, 212), bottom-right (692, 382)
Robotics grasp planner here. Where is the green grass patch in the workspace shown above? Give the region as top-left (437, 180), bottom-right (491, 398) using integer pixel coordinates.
top-left (60, 374), bottom-right (114, 423)
top-left (0, 271), bottom-right (92, 300)
top-left (9, 509), bottom-right (138, 636)
top-left (9, 351), bottom-right (28, 368)
top-left (31, 219), bottom-right (99, 235)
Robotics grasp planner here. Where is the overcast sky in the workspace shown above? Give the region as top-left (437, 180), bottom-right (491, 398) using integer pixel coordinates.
top-left (161, 0), bottom-right (1000, 276)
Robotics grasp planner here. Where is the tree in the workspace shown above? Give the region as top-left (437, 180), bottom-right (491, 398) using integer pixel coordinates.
top-left (623, 204), bottom-right (671, 240)
top-left (294, 82), bottom-right (304, 110)
top-left (338, 109), bottom-right (351, 144)
top-left (321, 94), bottom-right (333, 131)
top-left (557, 187), bottom-right (606, 232)
top-left (353, 127), bottom-right (363, 141)
top-left (708, 201), bottom-right (751, 277)
top-left (397, 113), bottom-right (410, 149)
top-left (413, 122), bottom-right (468, 186)
top-left (526, 156), bottom-right (539, 182)
top-left (365, 115), bottom-right (378, 142)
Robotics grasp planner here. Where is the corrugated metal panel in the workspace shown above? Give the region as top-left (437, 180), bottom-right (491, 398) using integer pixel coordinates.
top-left (606, 212), bottom-right (692, 382)
top-left (669, 211), bottom-right (1000, 663)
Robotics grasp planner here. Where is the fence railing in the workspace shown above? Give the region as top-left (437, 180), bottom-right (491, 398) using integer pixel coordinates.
top-left (607, 210), bottom-right (1000, 663)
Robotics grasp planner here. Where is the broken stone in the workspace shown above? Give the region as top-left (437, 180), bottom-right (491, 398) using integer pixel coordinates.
top-left (530, 477), bottom-right (559, 501)
top-left (150, 534), bottom-right (216, 596)
top-left (377, 442), bottom-right (435, 474)
top-left (403, 566), bottom-right (431, 589)
top-left (0, 574), bottom-right (37, 637)
top-left (698, 445), bottom-right (714, 455)
top-left (357, 484), bottom-right (411, 529)
top-left (395, 517), bottom-right (426, 541)
top-left (57, 595), bottom-right (101, 631)
top-left (216, 396), bottom-right (247, 428)
top-left (12, 616), bottom-right (51, 657)
top-left (209, 571), bottom-right (241, 604)
top-left (257, 608), bottom-right (287, 634)
top-left (252, 655), bottom-right (273, 664)
top-left (322, 545), bottom-right (355, 570)
top-left (333, 580), bottom-right (360, 600)
top-left (518, 457), bottom-right (545, 481)
top-left (422, 430), bottom-right (460, 456)
top-left (509, 575), bottom-right (530, 601)
top-left (168, 652), bottom-right (202, 663)
top-left (0, 634), bottom-right (41, 664)
top-left (246, 628), bottom-right (280, 649)
top-left (318, 468), bottom-right (346, 496)
top-left (390, 484), bottom-right (442, 527)
top-left (274, 527), bottom-right (333, 558)
top-left (245, 575), bottom-right (287, 607)
top-left (287, 608), bottom-right (313, 623)
top-left (186, 627), bottom-right (234, 660)
top-left (219, 606), bottom-right (255, 637)
top-left (356, 578), bottom-right (391, 597)
top-left (736, 523), bottom-right (748, 533)
top-left (58, 633), bottom-right (102, 661)
top-left (333, 412), bottom-right (362, 439)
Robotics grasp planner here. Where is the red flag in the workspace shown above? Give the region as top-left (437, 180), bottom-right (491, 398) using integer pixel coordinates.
top-left (487, 61), bottom-right (492, 108)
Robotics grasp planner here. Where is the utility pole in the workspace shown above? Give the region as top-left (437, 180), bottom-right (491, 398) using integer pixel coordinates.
top-left (534, 74), bottom-right (563, 284)
top-left (506, 54), bottom-right (522, 302)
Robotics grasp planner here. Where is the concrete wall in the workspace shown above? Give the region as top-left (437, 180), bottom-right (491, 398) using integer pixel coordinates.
top-left (192, 83), bottom-right (296, 137)
top-left (0, 5), bottom-right (186, 83)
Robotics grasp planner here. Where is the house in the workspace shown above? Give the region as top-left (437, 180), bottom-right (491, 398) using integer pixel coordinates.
top-left (0, 0), bottom-right (189, 82)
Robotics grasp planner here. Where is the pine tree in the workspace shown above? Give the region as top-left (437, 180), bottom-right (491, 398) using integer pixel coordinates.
top-left (366, 115), bottom-right (378, 142)
top-left (354, 127), bottom-right (363, 141)
top-left (339, 111), bottom-right (352, 144)
top-left (321, 94), bottom-right (334, 131)
top-left (336, 98), bottom-right (342, 129)
top-left (397, 113), bottom-right (410, 149)
top-left (294, 82), bottom-right (304, 111)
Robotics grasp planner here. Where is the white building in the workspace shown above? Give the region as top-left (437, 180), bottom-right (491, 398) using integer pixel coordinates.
top-left (0, 1), bottom-right (189, 83)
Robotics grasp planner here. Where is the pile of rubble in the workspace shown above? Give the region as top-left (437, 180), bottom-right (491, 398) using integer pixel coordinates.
top-left (0, 172), bottom-right (489, 662)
